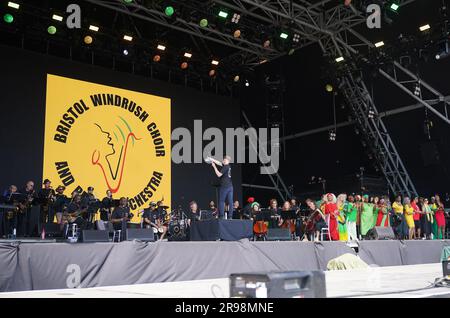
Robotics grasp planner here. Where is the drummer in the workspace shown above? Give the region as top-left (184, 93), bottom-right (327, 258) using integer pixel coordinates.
top-left (143, 201), bottom-right (168, 240)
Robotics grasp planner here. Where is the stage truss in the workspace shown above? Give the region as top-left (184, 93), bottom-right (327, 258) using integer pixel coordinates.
top-left (84, 0), bottom-right (449, 197)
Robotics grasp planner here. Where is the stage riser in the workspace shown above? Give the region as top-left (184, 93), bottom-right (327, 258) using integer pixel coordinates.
top-left (0, 240), bottom-right (449, 292)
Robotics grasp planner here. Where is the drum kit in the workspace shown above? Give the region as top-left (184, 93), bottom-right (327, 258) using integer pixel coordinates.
top-left (165, 206), bottom-right (188, 241)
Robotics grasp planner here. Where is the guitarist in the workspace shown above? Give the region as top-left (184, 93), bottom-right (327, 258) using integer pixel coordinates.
top-left (66, 193), bottom-right (87, 231)
top-left (18, 181), bottom-right (36, 237)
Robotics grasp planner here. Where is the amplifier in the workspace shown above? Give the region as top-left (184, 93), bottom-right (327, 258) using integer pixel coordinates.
top-left (230, 271), bottom-right (326, 298)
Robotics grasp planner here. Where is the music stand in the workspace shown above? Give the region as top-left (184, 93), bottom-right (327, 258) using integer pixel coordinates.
top-left (252, 209), bottom-right (274, 222)
top-left (279, 210), bottom-right (297, 220)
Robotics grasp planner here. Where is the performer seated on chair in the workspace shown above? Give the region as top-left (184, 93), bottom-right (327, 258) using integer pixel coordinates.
top-left (66, 193), bottom-right (88, 231)
top-left (111, 197), bottom-right (133, 236)
top-left (305, 199), bottom-right (327, 241)
top-left (251, 202), bottom-right (268, 240)
top-left (186, 201), bottom-right (200, 227)
top-left (278, 201), bottom-right (296, 236)
top-left (142, 201), bottom-right (167, 240)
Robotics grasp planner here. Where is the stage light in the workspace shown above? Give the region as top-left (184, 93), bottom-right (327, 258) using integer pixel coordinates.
top-left (414, 82), bottom-right (421, 97)
top-left (234, 75), bottom-right (240, 82)
top-left (263, 40), bottom-right (271, 48)
top-left (279, 32), bottom-right (289, 39)
top-left (89, 25), bottom-right (99, 32)
top-left (181, 62), bottom-right (188, 70)
top-left (325, 84), bottom-right (334, 92)
top-left (199, 19), bottom-right (208, 27)
top-left (232, 13), bottom-right (241, 23)
top-left (47, 25), bottom-right (57, 35)
top-left (245, 80), bottom-right (250, 87)
top-left (233, 29), bottom-right (241, 38)
top-left (211, 59), bottom-right (219, 66)
top-left (123, 0), bottom-right (133, 3)
top-left (329, 131), bottom-right (336, 141)
top-left (8, 2), bottom-right (20, 9)
top-left (84, 35), bottom-right (93, 45)
top-left (389, 2), bottom-right (399, 12)
top-left (209, 69), bottom-right (216, 77)
top-left (123, 35), bottom-right (133, 41)
top-left (293, 34), bottom-right (300, 43)
top-left (344, 0), bottom-right (352, 6)
top-left (157, 44), bottom-right (166, 51)
top-left (419, 24), bottom-right (430, 32)
top-left (368, 109), bottom-right (375, 119)
top-left (374, 41), bottom-right (385, 48)
top-left (165, 6), bottom-right (174, 17)
top-left (288, 49), bottom-right (295, 55)
top-left (436, 41), bottom-right (449, 60)
top-left (123, 49), bottom-right (129, 56)
top-left (184, 52), bottom-right (192, 58)
top-left (52, 14), bottom-right (63, 22)
top-left (335, 56), bottom-right (344, 62)
top-left (218, 11), bottom-right (228, 19)
top-left (153, 54), bottom-right (161, 62)
top-left (3, 13), bottom-right (14, 23)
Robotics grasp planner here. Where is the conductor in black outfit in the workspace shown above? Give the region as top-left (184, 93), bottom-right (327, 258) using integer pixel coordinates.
top-left (209, 155), bottom-right (233, 219)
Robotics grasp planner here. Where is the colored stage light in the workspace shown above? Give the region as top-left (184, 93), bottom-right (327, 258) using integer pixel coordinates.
top-left (326, 84), bottom-right (334, 92)
top-left (419, 24), bottom-right (430, 32)
top-left (8, 2), bottom-right (20, 9)
top-left (374, 41), bottom-right (385, 48)
top-left (153, 54), bottom-right (161, 62)
top-left (84, 35), bottom-right (93, 45)
top-left (181, 62), bottom-right (188, 69)
top-left (47, 25), bottom-right (57, 35)
top-left (234, 75), bottom-right (240, 82)
top-left (123, 35), bottom-right (133, 41)
top-left (199, 18), bottom-right (208, 27)
top-left (89, 25), bottom-right (99, 32)
top-left (218, 11), bottom-right (228, 19)
top-left (157, 44), bottom-right (166, 51)
top-left (263, 40), bottom-right (271, 48)
top-left (123, 0), bottom-right (133, 3)
top-left (165, 6), bottom-right (174, 17)
top-left (209, 69), bottom-right (216, 77)
top-left (3, 13), bottom-right (14, 23)
top-left (211, 59), bottom-right (219, 66)
top-left (184, 52), bottom-right (192, 58)
top-left (279, 32), bottom-right (288, 39)
top-left (52, 14), bottom-right (63, 22)
top-left (233, 29), bottom-right (241, 38)
top-left (232, 13), bottom-right (241, 23)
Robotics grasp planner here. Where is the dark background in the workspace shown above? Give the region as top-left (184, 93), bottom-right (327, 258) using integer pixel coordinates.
top-left (0, 44), bottom-right (242, 210)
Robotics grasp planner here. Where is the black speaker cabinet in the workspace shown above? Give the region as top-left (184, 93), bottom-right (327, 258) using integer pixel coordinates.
top-left (81, 230), bottom-right (109, 243)
top-left (38, 223), bottom-right (63, 238)
top-left (266, 228), bottom-right (291, 241)
top-left (230, 271), bottom-right (326, 298)
top-left (368, 226), bottom-right (395, 240)
top-left (126, 228), bottom-right (155, 242)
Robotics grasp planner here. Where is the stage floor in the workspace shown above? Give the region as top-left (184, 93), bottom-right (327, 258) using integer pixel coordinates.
top-left (1, 263), bottom-right (448, 298)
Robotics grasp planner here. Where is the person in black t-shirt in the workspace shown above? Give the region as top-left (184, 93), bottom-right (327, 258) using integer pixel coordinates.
top-left (100, 190), bottom-right (114, 221)
top-left (111, 197), bottom-right (132, 232)
top-left (142, 201), bottom-right (167, 240)
top-left (210, 155), bottom-right (234, 219)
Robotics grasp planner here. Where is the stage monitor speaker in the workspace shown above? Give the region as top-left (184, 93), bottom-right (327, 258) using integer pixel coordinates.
top-left (267, 228), bottom-right (291, 241)
top-left (126, 229), bottom-right (155, 242)
top-left (367, 226), bottom-right (395, 240)
top-left (95, 220), bottom-right (114, 232)
top-left (38, 223), bottom-right (63, 238)
top-left (443, 261), bottom-right (450, 279)
top-left (230, 271), bottom-right (326, 298)
top-left (81, 230), bottom-right (109, 243)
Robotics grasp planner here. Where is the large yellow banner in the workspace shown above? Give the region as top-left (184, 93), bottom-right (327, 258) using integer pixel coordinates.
top-left (43, 74), bottom-right (171, 222)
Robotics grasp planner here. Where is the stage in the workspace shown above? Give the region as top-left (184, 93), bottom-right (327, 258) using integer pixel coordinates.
top-left (1, 239), bottom-right (449, 293)
top-left (1, 263), bottom-right (448, 298)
